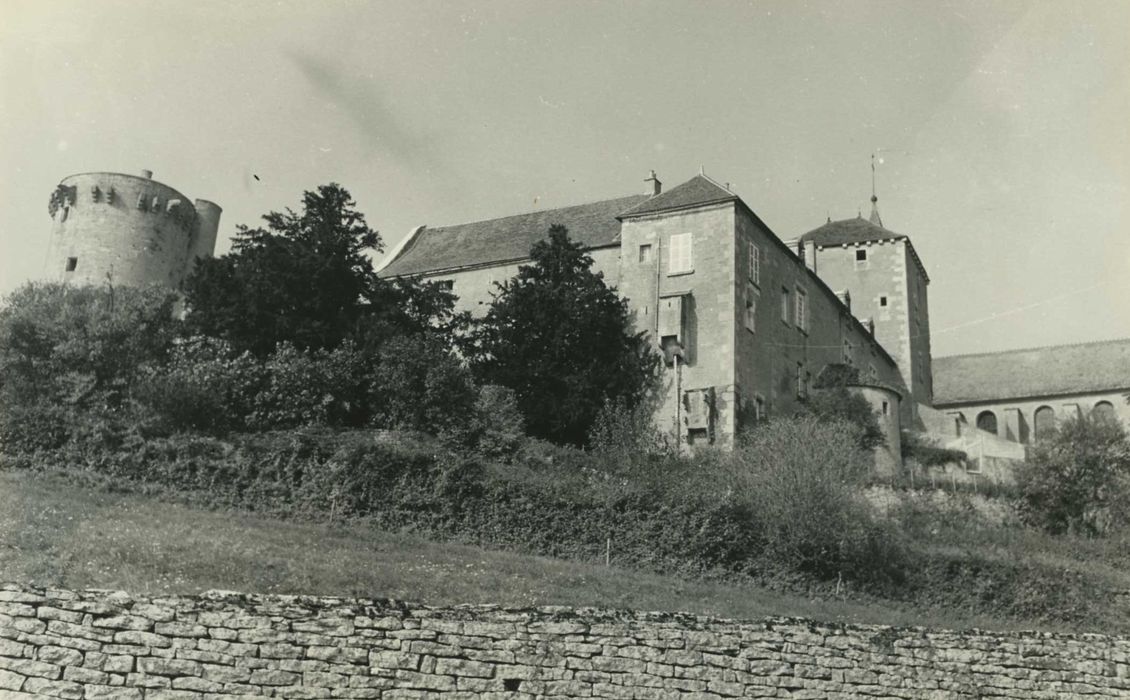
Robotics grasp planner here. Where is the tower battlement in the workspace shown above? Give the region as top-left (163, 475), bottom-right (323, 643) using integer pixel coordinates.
top-left (45, 170), bottom-right (222, 289)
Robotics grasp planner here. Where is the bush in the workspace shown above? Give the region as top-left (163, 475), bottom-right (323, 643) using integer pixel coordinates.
top-left (798, 388), bottom-right (885, 451)
top-left (466, 385), bottom-right (526, 460)
top-left (1017, 415), bottom-right (1130, 536)
top-left (372, 334), bottom-right (478, 438)
top-left (0, 282), bottom-right (179, 453)
top-left (136, 336), bottom-right (266, 435)
top-left (900, 430), bottom-right (968, 467)
top-left (728, 416), bottom-right (903, 582)
top-left (247, 342), bottom-right (370, 430)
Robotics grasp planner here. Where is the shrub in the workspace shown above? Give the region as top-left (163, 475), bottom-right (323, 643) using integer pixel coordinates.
top-left (900, 430), bottom-right (968, 467)
top-left (0, 282), bottom-right (179, 453)
top-left (798, 387), bottom-right (885, 451)
top-left (1016, 415), bottom-right (1130, 536)
top-left (247, 342), bottom-right (370, 430)
top-left (728, 416), bottom-right (903, 582)
top-left (136, 336), bottom-right (266, 435)
top-left (466, 385), bottom-right (526, 460)
top-left (371, 334), bottom-right (477, 438)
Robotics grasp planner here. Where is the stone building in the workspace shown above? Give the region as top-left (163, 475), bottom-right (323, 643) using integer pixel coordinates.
top-left (932, 338), bottom-right (1130, 443)
top-left (46, 170), bottom-right (221, 288)
top-left (379, 172), bottom-right (910, 463)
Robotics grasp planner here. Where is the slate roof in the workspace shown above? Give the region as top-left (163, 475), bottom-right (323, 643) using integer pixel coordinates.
top-left (799, 216), bottom-right (907, 247)
top-left (379, 193), bottom-right (649, 277)
top-left (618, 175), bottom-right (737, 219)
top-left (933, 338), bottom-right (1130, 405)
top-left (799, 215), bottom-right (930, 282)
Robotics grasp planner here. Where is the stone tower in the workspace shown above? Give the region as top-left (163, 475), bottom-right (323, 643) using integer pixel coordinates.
top-left (46, 170), bottom-right (221, 288)
top-left (795, 199), bottom-right (933, 418)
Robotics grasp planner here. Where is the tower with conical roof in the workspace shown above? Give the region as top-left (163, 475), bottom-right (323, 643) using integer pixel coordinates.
top-left (797, 179), bottom-right (933, 419)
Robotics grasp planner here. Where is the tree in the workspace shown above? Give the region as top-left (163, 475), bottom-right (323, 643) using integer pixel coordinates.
top-left (1017, 415), bottom-right (1130, 536)
top-left (0, 282), bottom-right (179, 451)
top-left (800, 363), bottom-right (885, 451)
top-left (469, 225), bottom-right (658, 446)
top-left (183, 184), bottom-right (383, 355)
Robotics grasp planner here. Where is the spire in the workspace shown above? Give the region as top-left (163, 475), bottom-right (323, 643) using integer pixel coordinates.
top-left (869, 153), bottom-right (883, 227)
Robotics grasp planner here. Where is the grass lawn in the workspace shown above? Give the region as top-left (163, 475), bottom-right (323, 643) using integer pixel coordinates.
top-left (0, 468), bottom-right (1062, 632)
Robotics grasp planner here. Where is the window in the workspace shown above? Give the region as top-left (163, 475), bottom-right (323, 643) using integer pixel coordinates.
top-left (842, 338), bottom-right (854, 365)
top-left (780, 287), bottom-right (790, 324)
top-left (1093, 401), bottom-right (1117, 423)
top-left (748, 242), bottom-right (760, 285)
top-left (854, 248), bottom-right (869, 269)
top-left (668, 233), bottom-right (693, 274)
top-left (794, 287), bottom-right (807, 331)
top-left (879, 296), bottom-right (888, 307)
top-left (1034, 406), bottom-right (1056, 440)
top-left (436, 279), bottom-right (454, 291)
top-left (744, 285), bottom-right (758, 332)
top-left (65, 257), bottom-right (78, 272)
top-left (638, 244), bottom-right (652, 263)
top-left (976, 410), bottom-right (998, 435)
top-left (881, 400), bottom-right (889, 416)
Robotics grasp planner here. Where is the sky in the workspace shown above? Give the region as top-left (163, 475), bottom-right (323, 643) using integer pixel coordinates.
top-left (1, 0), bottom-right (1128, 357)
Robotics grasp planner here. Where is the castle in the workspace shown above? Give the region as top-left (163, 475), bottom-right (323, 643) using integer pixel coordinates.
top-left (377, 170), bottom-right (1130, 470)
top-left (46, 170), bottom-right (221, 288)
top-left (44, 167), bottom-right (1128, 471)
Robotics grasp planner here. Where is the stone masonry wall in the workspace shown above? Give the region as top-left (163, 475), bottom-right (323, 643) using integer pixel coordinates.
top-left (1, 584), bottom-right (1128, 699)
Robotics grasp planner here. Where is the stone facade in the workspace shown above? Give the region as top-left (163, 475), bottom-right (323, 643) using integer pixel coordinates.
top-left (45, 171), bottom-right (221, 289)
top-left (2, 584), bottom-right (1129, 699)
top-left (379, 174), bottom-right (907, 450)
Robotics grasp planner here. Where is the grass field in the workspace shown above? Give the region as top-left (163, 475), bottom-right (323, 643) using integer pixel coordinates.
top-left (0, 469), bottom-right (1047, 631)
top-left (2, 468), bottom-right (1127, 634)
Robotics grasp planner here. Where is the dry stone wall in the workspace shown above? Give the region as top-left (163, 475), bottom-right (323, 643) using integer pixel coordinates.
top-left (1, 583), bottom-right (1128, 699)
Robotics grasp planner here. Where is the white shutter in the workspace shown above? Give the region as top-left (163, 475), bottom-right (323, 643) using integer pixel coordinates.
top-left (668, 233), bottom-right (693, 274)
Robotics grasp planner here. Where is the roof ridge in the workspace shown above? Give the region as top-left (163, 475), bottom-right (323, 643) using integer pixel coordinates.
top-left (936, 336), bottom-right (1130, 360)
top-left (428, 193), bottom-right (646, 233)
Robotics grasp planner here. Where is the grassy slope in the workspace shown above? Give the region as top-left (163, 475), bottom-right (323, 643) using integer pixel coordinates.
top-left (3, 469), bottom-right (1125, 634)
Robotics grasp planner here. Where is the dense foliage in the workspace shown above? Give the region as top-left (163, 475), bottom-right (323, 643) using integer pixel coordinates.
top-left (469, 225), bottom-right (658, 446)
top-left (1017, 415), bottom-right (1130, 536)
top-left (0, 283), bottom-right (179, 452)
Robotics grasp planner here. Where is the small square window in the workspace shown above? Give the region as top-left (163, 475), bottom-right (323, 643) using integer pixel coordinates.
top-left (639, 244), bottom-right (652, 263)
top-left (855, 249), bottom-right (867, 261)
top-left (65, 257), bottom-right (78, 272)
top-left (879, 296), bottom-right (888, 307)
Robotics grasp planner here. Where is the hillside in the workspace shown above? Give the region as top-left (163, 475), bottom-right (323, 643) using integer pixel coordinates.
top-left (2, 468), bottom-right (1127, 635)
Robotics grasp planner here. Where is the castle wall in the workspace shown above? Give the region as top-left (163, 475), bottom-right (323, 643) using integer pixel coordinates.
top-left (936, 389), bottom-right (1130, 445)
top-left (809, 238), bottom-right (930, 420)
top-left (45, 172), bottom-right (220, 289)
top-left (735, 212), bottom-right (904, 435)
top-left (617, 203), bottom-right (738, 445)
top-left (2, 584), bottom-right (1128, 699)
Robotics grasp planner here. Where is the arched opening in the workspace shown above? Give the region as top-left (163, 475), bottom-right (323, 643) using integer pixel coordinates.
top-left (1034, 405), bottom-right (1057, 440)
top-left (976, 410), bottom-right (998, 435)
top-left (1093, 401), bottom-right (1117, 423)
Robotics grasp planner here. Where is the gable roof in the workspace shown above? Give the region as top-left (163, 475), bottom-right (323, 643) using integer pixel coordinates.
top-left (378, 193), bottom-right (648, 277)
top-left (933, 337), bottom-right (1130, 405)
top-left (618, 175), bottom-right (737, 219)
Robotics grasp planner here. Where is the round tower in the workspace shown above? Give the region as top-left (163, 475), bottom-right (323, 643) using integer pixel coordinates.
top-left (45, 170), bottom-right (221, 288)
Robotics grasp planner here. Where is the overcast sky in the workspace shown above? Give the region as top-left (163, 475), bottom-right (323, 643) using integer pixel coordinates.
top-left (2, 0), bottom-right (1127, 356)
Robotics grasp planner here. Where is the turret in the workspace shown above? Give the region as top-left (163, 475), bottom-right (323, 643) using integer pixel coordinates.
top-left (189, 199), bottom-right (223, 268)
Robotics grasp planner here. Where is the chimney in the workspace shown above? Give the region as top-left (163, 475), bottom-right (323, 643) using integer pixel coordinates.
top-left (140, 169), bottom-right (153, 179)
top-left (645, 170), bottom-right (662, 196)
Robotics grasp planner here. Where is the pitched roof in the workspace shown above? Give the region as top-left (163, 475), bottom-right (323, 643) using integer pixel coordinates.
top-left (618, 175), bottom-right (737, 219)
top-left (933, 337), bottom-right (1130, 405)
top-left (799, 215), bottom-right (930, 283)
top-left (378, 193), bottom-right (648, 277)
top-left (799, 216), bottom-right (906, 247)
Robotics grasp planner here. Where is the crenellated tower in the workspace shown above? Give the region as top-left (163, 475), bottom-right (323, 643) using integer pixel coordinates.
top-left (45, 170), bottom-right (221, 288)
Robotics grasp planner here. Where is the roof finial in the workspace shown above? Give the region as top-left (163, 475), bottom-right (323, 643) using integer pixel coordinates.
top-left (869, 153), bottom-right (883, 227)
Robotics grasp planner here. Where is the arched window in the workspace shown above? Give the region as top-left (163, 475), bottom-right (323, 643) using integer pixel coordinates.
top-left (1093, 401), bottom-right (1117, 423)
top-left (1034, 405), bottom-right (1057, 440)
top-left (976, 410), bottom-right (998, 435)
